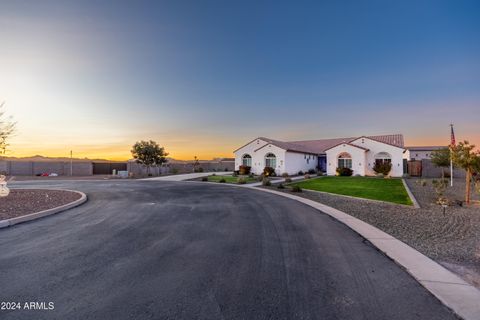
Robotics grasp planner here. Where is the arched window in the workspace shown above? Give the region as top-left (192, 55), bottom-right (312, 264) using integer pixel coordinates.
top-left (374, 152), bottom-right (391, 166)
top-left (242, 154), bottom-right (252, 167)
top-left (265, 153), bottom-right (276, 168)
top-left (338, 152), bottom-right (352, 169)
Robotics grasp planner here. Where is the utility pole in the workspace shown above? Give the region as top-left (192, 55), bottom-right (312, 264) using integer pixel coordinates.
top-left (70, 150), bottom-right (73, 176)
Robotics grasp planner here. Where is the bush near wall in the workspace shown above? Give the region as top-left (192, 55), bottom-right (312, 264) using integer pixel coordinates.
top-left (336, 167), bottom-right (353, 176)
top-left (263, 166), bottom-right (276, 177)
top-left (239, 165), bottom-right (251, 175)
top-left (373, 162), bottom-right (392, 175)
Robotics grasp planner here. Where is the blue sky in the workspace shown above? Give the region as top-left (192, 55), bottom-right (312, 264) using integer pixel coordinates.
top-left (1, 0), bottom-right (479, 159)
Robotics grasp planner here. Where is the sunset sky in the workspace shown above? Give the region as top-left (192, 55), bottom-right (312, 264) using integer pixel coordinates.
top-left (1, 0), bottom-right (479, 160)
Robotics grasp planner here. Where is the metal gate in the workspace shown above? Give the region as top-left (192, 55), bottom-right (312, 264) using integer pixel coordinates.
top-left (92, 162), bottom-right (127, 175)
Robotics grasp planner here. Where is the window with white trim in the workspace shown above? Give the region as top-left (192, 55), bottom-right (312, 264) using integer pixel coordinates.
top-left (374, 152), bottom-right (392, 166)
top-left (242, 154), bottom-right (252, 167)
top-left (337, 152), bottom-right (352, 169)
top-left (265, 153), bottom-right (276, 168)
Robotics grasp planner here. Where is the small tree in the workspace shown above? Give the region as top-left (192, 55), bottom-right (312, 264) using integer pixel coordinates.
top-left (430, 148), bottom-right (450, 179)
top-left (193, 156), bottom-right (200, 172)
top-left (451, 141), bottom-right (480, 205)
top-left (131, 140), bottom-right (168, 176)
top-left (0, 102), bottom-right (16, 155)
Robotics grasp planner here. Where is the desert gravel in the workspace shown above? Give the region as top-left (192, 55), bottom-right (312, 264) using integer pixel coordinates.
top-left (0, 189), bottom-right (81, 220)
top-left (262, 178), bottom-right (480, 288)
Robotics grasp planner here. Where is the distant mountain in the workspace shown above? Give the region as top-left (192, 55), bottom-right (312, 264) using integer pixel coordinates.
top-left (0, 155), bottom-right (125, 163)
top-left (0, 155), bottom-right (234, 163)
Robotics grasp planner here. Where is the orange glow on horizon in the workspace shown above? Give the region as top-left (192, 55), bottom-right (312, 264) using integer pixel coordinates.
top-left (7, 133), bottom-right (479, 161)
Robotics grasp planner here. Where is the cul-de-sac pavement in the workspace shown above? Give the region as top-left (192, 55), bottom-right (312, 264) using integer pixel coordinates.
top-left (0, 180), bottom-right (456, 320)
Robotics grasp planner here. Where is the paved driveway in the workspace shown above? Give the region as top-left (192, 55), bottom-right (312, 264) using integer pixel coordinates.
top-left (0, 180), bottom-right (455, 319)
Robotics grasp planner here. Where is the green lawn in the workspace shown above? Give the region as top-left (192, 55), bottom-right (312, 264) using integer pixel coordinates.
top-left (207, 175), bottom-right (257, 184)
top-left (289, 176), bottom-right (413, 205)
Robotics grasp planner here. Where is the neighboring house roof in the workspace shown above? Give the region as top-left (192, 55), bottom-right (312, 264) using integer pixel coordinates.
top-left (234, 134), bottom-right (404, 155)
top-left (323, 142), bottom-right (369, 152)
top-left (405, 146), bottom-right (447, 151)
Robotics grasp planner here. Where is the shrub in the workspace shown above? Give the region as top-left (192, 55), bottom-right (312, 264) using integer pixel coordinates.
top-left (291, 185), bottom-right (302, 192)
top-left (212, 173), bottom-right (217, 176)
top-left (239, 165), bottom-right (251, 175)
top-left (263, 166), bottom-right (276, 177)
top-left (281, 172), bottom-right (289, 178)
top-left (308, 169), bottom-right (316, 174)
top-left (285, 177), bottom-right (292, 183)
top-left (277, 183), bottom-right (285, 189)
top-left (237, 177), bottom-right (247, 184)
top-left (336, 167), bottom-right (353, 176)
top-left (304, 174), bottom-right (311, 179)
top-left (219, 178), bottom-right (226, 183)
top-left (262, 178), bottom-right (271, 186)
top-left (232, 171), bottom-right (238, 177)
top-left (373, 162), bottom-right (392, 175)
top-left (297, 170), bottom-right (304, 176)
top-left (201, 177), bottom-right (208, 181)
top-left (416, 179), bottom-right (427, 186)
top-left (234, 170), bottom-right (240, 175)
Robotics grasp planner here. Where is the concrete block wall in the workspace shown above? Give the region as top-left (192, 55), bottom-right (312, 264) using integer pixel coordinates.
top-left (0, 160), bottom-right (93, 176)
top-left (128, 160), bottom-right (234, 177)
top-left (421, 159), bottom-right (465, 178)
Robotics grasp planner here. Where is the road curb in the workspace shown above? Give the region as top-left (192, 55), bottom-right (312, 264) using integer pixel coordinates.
top-left (248, 187), bottom-right (480, 320)
top-left (402, 178), bottom-right (421, 208)
top-left (0, 190), bottom-right (87, 229)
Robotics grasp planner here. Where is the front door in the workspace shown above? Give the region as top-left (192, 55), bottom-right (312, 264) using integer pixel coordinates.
top-left (318, 155), bottom-right (327, 172)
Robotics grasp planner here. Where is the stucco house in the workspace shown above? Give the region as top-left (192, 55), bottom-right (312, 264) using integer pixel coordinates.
top-left (234, 134), bottom-right (405, 177)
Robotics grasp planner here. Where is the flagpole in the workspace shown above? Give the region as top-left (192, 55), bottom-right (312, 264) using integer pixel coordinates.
top-left (450, 153), bottom-right (453, 187)
top-left (450, 124), bottom-right (454, 187)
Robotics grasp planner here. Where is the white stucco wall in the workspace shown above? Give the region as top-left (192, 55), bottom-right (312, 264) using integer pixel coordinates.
top-left (234, 139), bottom-right (286, 175)
top-left (350, 137), bottom-right (404, 177)
top-left (326, 144), bottom-right (366, 176)
top-left (404, 150), bottom-right (433, 160)
top-left (284, 152), bottom-right (317, 175)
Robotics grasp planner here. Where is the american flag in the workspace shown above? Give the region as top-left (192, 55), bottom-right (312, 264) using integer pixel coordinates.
top-left (450, 124), bottom-right (456, 147)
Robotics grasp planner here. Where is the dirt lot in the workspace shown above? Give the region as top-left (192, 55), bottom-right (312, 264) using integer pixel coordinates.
top-left (0, 189), bottom-right (82, 220)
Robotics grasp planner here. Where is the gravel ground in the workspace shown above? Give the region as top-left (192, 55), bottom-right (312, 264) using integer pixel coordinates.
top-left (0, 189), bottom-right (82, 220)
top-left (261, 178), bottom-right (480, 288)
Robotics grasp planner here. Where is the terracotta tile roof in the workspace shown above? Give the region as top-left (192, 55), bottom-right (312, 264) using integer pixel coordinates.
top-left (235, 134), bottom-right (404, 154)
top-left (361, 134), bottom-right (404, 148)
top-left (289, 134), bottom-right (404, 153)
top-left (255, 137), bottom-right (319, 154)
top-left (323, 142), bottom-right (369, 152)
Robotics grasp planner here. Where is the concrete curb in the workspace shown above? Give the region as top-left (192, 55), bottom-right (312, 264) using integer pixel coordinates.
top-left (0, 190), bottom-right (87, 229)
top-left (248, 187), bottom-right (480, 320)
top-left (141, 171), bottom-right (233, 181)
top-left (402, 178), bottom-right (421, 208)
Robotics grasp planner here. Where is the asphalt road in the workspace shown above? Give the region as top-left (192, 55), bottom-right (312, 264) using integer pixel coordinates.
top-left (0, 180), bottom-right (456, 320)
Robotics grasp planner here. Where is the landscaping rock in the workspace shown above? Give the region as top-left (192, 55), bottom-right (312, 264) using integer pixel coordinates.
top-left (0, 189), bottom-right (82, 220)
